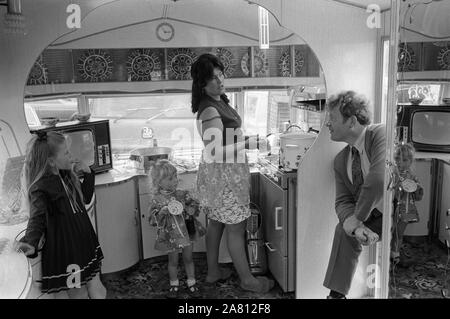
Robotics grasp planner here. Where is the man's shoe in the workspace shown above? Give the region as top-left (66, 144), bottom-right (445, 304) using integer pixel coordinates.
top-left (327, 294), bottom-right (346, 299)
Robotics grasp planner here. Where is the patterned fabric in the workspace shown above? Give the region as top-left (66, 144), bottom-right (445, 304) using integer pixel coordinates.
top-left (201, 186), bottom-right (251, 224)
top-left (393, 170), bottom-right (423, 224)
top-left (20, 170), bottom-right (103, 293)
top-left (197, 161), bottom-right (250, 209)
top-left (149, 190), bottom-right (206, 252)
top-left (351, 146), bottom-right (364, 197)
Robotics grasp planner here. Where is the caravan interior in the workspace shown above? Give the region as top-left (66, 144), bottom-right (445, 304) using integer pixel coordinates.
top-left (0, 0), bottom-right (449, 300)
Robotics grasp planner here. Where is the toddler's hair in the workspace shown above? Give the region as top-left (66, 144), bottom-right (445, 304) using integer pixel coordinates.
top-left (150, 159), bottom-right (177, 189)
top-left (394, 142), bottom-right (415, 163)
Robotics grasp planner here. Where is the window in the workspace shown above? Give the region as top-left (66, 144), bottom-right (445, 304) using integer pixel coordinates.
top-left (23, 97), bottom-right (78, 129)
top-left (397, 83), bottom-right (441, 105)
top-left (88, 94), bottom-right (203, 163)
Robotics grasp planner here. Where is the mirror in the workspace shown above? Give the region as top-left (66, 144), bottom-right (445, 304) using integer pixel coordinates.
top-left (23, 0), bottom-right (327, 170)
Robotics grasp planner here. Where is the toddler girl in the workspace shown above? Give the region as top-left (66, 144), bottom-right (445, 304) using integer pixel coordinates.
top-left (149, 160), bottom-right (206, 298)
top-left (391, 143), bottom-right (423, 264)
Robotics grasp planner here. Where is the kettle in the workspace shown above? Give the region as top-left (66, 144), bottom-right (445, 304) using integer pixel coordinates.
top-left (245, 203), bottom-right (267, 275)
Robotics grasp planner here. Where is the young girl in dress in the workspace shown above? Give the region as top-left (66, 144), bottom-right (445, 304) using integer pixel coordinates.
top-left (14, 131), bottom-right (106, 299)
top-left (149, 160), bottom-right (206, 298)
top-left (391, 142), bottom-right (423, 265)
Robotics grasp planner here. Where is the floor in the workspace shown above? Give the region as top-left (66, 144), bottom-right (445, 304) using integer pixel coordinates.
top-left (388, 239), bottom-right (450, 299)
top-left (102, 253), bottom-right (295, 299)
top-left (102, 240), bottom-right (449, 299)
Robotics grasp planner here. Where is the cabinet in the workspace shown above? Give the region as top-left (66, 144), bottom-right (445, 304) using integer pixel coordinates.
top-left (258, 173), bottom-right (296, 292)
top-left (404, 158), bottom-right (433, 237)
top-left (439, 161), bottom-right (450, 246)
top-left (95, 178), bottom-right (140, 274)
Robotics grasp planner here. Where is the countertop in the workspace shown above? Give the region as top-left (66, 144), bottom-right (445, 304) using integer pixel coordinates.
top-left (415, 151), bottom-right (450, 163)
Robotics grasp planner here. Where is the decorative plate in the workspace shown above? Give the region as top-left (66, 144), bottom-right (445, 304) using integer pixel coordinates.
top-left (77, 49), bottom-right (113, 82)
top-left (398, 44), bottom-right (417, 72)
top-left (279, 50), bottom-right (305, 77)
top-left (27, 55), bottom-right (48, 85)
top-left (167, 48), bottom-right (197, 80)
top-left (214, 48), bottom-right (237, 78)
top-left (167, 198), bottom-right (183, 215)
top-left (437, 46), bottom-right (450, 70)
top-left (126, 49), bottom-right (161, 81)
top-left (241, 49), bottom-right (269, 76)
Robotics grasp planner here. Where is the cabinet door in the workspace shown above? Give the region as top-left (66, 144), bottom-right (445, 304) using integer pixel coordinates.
top-left (259, 174), bottom-right (288, 291)
top-left (404, 159), bottom-right (432, 236)
top-left (439, 162), bottom-right (450, 246)
top-left (95, 179), bottom-right (140, 274)
top-left (140, 193), bottom-right (165, 259)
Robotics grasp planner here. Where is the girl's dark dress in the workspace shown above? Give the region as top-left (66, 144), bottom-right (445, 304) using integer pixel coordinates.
top-left (20, 169), bottom-right (103, 294)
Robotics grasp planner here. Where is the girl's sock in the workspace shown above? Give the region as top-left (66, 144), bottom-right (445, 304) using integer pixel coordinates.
top-left (186, 278), bottom-right (196, 287)
top-left (170, 279), bottom-right (179, 287)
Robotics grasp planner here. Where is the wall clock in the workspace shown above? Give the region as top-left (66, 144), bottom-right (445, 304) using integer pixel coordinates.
top-left (156, 22), bottom-right (175, 42)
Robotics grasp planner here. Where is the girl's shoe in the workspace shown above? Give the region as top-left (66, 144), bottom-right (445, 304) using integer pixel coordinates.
top-left (166, 285), bottom-right (180, 299)
top-left (187, 283), bottom-right (202, 298)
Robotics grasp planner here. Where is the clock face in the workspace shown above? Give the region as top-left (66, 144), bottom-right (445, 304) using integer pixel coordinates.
top-left (156, 22), bottom-right (174, 42)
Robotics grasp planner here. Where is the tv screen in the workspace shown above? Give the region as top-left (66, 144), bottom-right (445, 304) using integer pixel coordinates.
top-left (65, 130), bottom-right (95, 167)
top-left (411, 111), bottom-right (450, 146)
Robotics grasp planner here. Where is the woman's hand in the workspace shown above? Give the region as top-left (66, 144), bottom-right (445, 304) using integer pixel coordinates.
top-left (257, 137), bottom-right (271, 153)
top-left (13, 241), bottom-right (36, 257)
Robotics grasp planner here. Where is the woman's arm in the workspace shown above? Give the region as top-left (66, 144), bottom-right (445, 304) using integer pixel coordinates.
top-left (198, 107), bottom-right (257, 163)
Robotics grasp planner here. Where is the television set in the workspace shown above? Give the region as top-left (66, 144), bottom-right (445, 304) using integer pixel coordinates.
top-left (397, 105), bottom-right (450, 153)
top-left (30, 119), bottom-right (112, 173)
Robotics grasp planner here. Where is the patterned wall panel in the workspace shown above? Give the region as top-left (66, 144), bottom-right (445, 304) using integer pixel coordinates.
top-left (423, 42), bottom-right (450, 71)
top-left (398, 43), bottom-right (421, 72)
top-left (27, 45), bottom-right (323, 85)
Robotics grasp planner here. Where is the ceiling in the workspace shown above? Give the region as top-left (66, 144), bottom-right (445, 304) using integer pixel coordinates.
top-left (330, 0), bottom-right (391, 11)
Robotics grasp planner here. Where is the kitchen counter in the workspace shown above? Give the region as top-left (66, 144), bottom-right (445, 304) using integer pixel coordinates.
top-left (415, 151), bottom-right (450, 164)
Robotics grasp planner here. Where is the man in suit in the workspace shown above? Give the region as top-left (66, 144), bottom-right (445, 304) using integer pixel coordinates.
top-left (323, 91), bottom-right (386, 299)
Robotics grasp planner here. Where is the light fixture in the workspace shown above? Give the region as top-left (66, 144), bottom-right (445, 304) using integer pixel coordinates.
top-left (258, 6), bottom-right (269, 49)
top-left (3, 0), bottom-right (26, 35)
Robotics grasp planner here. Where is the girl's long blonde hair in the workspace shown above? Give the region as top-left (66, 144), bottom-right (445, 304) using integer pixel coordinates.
top-left (24, 131), bottom-right (84, 204)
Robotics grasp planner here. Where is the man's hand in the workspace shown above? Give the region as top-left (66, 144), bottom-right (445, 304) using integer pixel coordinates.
top-left (354, 226), bottom-right (379, 245)
top-left (343, 215), bottom-right (363, 236)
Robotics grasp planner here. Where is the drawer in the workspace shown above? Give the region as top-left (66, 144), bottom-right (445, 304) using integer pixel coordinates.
top-left (265, 245), bottom-right (289, 292)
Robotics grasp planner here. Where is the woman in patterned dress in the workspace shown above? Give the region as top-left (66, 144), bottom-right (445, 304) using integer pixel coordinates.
top-left (191, 53), bottom-right (274, 293)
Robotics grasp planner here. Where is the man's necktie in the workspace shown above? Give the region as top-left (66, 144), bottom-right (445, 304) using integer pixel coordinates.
top-left (352, 146), bottom-right (364, 196)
